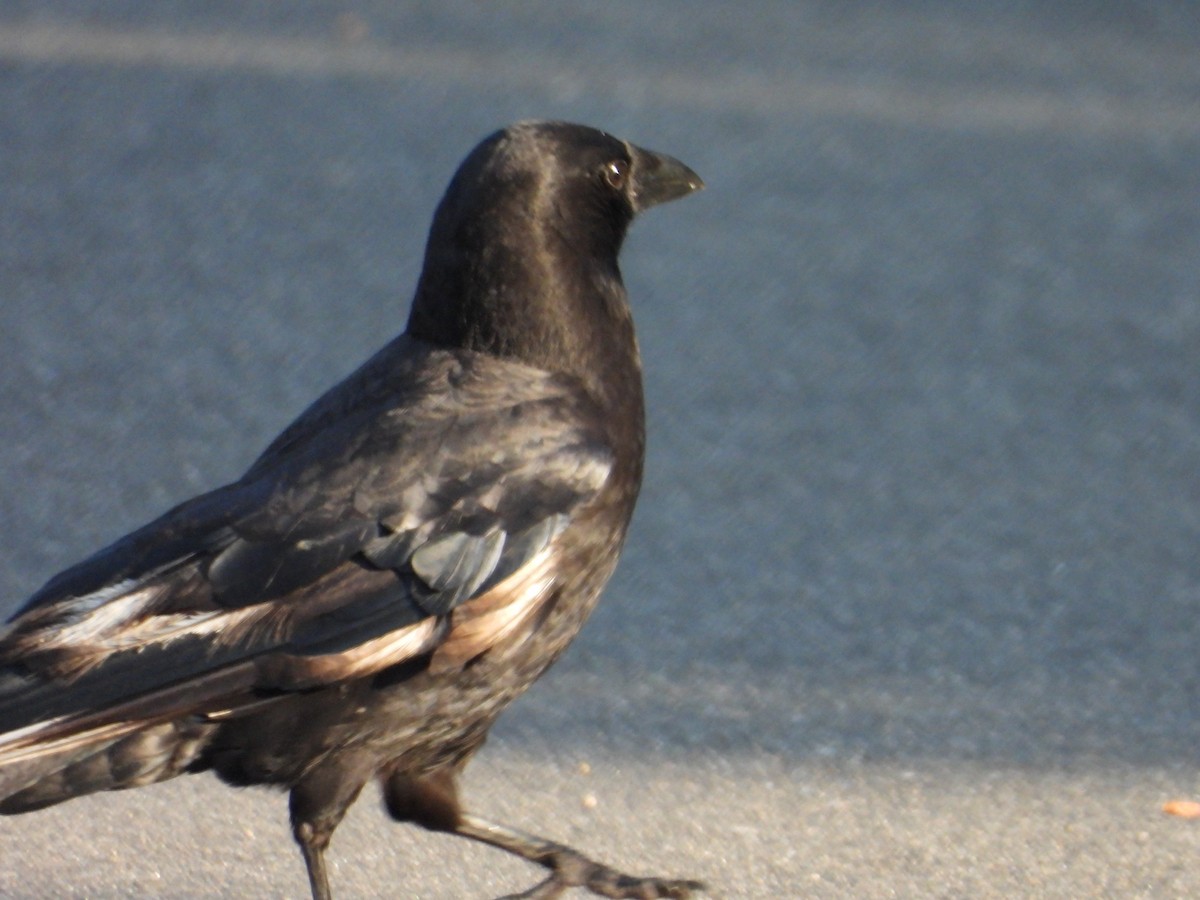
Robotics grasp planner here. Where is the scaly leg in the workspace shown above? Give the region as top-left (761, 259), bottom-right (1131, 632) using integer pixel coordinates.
top-left (383, 767), bottom-right (704, 899)
top-left (454, 813), bottom-right (705, 900)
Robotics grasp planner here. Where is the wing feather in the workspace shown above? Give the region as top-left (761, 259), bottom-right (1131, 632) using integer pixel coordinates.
top-left (0, 339), bottom-right (611, 774)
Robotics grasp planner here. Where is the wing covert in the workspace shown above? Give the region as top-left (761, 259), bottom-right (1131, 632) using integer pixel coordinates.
top-left (0, 341), bottom-right (612, 755)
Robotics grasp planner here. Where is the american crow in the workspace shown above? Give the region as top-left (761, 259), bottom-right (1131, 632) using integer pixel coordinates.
top-left (0, 121), bottom-right (703, 899)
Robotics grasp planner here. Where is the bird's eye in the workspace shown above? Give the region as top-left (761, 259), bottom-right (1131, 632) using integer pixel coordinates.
top-left (603, 159), bottom-right (628, 190)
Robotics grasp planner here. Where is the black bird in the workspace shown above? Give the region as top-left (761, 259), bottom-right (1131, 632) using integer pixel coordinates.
top-left (0, 121), bottom-right (703, 899)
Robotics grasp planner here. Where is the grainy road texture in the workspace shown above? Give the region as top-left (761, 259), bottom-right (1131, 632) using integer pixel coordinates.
top-left (1, 3), bottom-right (1198, 897)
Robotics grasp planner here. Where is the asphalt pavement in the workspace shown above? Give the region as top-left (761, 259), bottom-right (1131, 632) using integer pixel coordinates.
top-left (1, 3), bottom-right (1198, 897)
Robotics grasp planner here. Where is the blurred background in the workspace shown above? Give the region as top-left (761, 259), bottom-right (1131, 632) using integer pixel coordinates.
top-left (1, 3), bottom-right (1198, 897)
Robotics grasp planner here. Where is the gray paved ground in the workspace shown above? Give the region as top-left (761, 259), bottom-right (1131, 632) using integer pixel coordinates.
top-left (1, 3), bottom-right (1199, 897)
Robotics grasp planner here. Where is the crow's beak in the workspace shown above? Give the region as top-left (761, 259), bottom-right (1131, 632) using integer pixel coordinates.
top-left (628, 144), bottom-right (704, 212)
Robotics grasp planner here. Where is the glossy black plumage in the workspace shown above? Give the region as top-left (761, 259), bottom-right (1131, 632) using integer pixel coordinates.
top-left (0, 121), bottom-right (703, 898)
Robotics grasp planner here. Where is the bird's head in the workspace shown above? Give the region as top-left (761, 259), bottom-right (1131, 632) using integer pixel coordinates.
top-left (407, 121), bottom-right (703, 374)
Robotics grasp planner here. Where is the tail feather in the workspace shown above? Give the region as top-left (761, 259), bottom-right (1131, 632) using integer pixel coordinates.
top-left (0, 717), bottom-right (214, 813)
top-left (0, 660), bottom-right (259, 813)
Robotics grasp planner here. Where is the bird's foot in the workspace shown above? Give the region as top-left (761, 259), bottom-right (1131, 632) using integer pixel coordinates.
top-left (497, 845), bottom-right (704, 899)
top-left (456, 813), bottom-right (703, 899)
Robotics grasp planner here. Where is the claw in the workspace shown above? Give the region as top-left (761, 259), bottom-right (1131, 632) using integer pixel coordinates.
top-left (454, 812), bottom-right (705, 899)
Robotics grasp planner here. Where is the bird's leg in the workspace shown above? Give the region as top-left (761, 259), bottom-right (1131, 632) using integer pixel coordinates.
top-left (295, 829), bottom-right (333, 900)
top-left (290, 755), bottom-right (373, 900)
top-left (383, 767), bottom-right (703, 899)
top-left (454, 813), bottom-right (705, 900)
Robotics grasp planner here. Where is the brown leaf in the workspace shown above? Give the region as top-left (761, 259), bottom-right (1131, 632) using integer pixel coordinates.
top-left (1162, 800), bottom-right (1200, 819)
